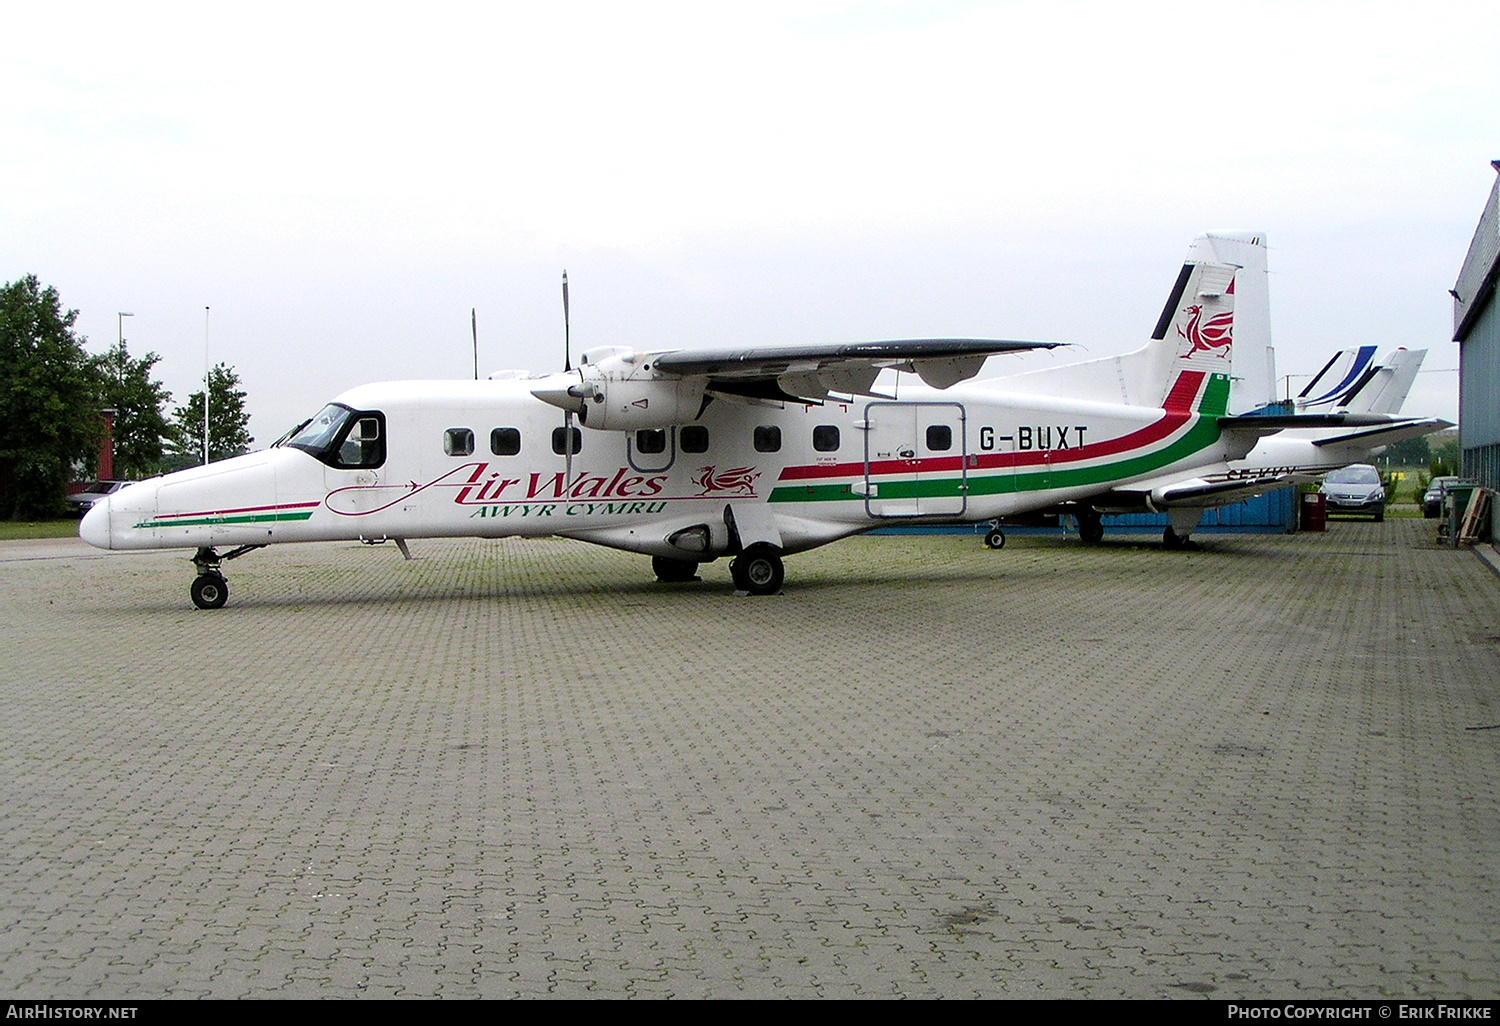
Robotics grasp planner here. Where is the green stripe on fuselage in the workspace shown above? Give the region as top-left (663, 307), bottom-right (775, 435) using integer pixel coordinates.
top-left (769, 375), bottom-right (1228, 504)
top-left (135, 510), bottom-right (316, 529)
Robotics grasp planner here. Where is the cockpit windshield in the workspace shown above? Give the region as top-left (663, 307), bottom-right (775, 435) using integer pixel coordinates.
top-left (283, 404), bottom-right (386, 469)
top-left (286, 405), bottom-right (354, 454)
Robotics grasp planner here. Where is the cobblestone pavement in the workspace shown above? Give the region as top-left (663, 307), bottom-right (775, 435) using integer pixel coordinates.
top-left (1, 520), bottom-right (1496, 999)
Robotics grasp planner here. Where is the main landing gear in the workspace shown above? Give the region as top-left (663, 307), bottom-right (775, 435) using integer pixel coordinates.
top-left (1076, 509), bottom-right (1105, 545)
top-left (652, 555), bottom-right (700, 583)
top-left (1161, 527), bottom-right (1198, 551)
top-left (729, 543), bottom-right (784, 596)
top-left (189, 545), bottom-right (265, 609)
top-left (984, 528), bottom-right (1006, 550)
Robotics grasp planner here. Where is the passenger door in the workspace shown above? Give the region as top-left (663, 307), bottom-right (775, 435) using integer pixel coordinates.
top-left (863, 402), bottom-right (966, 518)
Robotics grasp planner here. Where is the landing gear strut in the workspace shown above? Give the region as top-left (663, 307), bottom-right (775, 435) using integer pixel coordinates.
top-left (189, 545), bottom-right (265, 609)
top-left (729, 543), bottom-right (784, 595)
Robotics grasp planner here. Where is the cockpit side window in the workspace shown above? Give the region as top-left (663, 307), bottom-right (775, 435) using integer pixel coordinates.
top-left (338, 417), bottom-right (385, 467)
top-left (286, 403), bottom-right (386, 469)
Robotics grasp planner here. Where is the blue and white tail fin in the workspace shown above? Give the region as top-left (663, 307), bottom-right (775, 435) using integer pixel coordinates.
top-left (1296, 347), bottom-right (1426, 415)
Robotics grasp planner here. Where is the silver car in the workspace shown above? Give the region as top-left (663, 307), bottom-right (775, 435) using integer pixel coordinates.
top-left (65, 480), bottom-right (129, 513)
top-left (1320, 464), bottom-right (1386, 521)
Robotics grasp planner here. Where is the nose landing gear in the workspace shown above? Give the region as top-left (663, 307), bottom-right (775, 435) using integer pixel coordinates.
top-left (189, 545), bottom-right (265, 609)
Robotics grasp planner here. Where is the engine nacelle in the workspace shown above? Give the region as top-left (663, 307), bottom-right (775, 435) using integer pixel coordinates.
top-left (578, 372), bottom-right (705, 431)
top-left (531, 353), bottom-right (706, 431)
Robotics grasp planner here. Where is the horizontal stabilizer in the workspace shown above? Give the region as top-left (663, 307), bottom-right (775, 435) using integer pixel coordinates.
top-left (1311, 418), bottom-right (1452, 449)
top-left (1101, 473), bottom-right (1294, 511)
top-left (1152, 476), bottom-right (1288, 507)
top-left (1218, 412), bottom-right (1401, 434)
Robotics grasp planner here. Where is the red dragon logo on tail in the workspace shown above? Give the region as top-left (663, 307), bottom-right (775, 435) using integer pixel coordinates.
top-left (1177, 304), bottom-right (1233, 359)
top-left (693, 465), bottom-right (761, 496)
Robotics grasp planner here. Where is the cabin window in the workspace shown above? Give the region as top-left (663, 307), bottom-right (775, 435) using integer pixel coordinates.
top-left (491, 427), bottom-right (521, 456)
top-left (753, 425), bottom-right (781, 453)
top-left (444, 428), bottom-right (475, 456)
top-left (926, 424), bottom-right (953, 452)
top-left (680, 425), bottom-right (709, 453)
top-left (812, 425), bottom-right (840, 452)
top-left (552, 425), bottom-right (582, 456)
top-left (635, 428), bottom-right (667, 454)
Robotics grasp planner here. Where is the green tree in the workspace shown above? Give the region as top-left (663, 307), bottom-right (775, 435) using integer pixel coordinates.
top-left (92, 340), bottom-right (173, 479)
top-left (0, 276), bottom-right (104, 519)
top-left (1382, 434), bottom-right (1432, 467)
top-left (165, 363), bottom-right (254, 469)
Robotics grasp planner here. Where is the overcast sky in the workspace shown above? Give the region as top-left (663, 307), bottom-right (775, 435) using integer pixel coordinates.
top-left (3, 0), bottom-right (1495, 440)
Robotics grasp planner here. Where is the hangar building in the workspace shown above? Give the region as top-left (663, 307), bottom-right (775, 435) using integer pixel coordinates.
top-left (1452, 160), bottom-right (1500, 492)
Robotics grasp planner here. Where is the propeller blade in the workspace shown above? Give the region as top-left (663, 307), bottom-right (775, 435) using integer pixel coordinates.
top-left (562, 270), bottom-right (571, 373)
top-left (561, 271), bottom-right (575, 489)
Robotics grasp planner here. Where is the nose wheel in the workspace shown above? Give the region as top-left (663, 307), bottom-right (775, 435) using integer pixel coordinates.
top-left (187, 544), bottom-right (264, 609)
top-left (191, 572), bottom-right (229, 610)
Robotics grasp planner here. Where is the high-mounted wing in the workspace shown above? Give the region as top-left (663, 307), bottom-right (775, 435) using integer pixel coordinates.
top-left (534, 337), bottom-right (1064, 429)
top-left (653, 337), bottom-right (1063, 403)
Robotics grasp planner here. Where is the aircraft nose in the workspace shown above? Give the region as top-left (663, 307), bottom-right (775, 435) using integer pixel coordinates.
top-left (79, 497), bottom-right (112, 549)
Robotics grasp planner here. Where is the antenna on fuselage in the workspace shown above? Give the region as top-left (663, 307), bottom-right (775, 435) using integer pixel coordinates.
top-left (471, 308), bottom-right (478, 381)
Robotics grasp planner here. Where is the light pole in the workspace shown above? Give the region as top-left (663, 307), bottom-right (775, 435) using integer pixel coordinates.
top-left (116, 312), bottom-right (133, 384)
top-left (1281, 373), bottom-right (1311, 403)
top-left (203, 307), bottom-right (211, 466)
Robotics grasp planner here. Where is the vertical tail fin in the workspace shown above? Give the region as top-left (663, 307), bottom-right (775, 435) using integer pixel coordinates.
top-left (990, 232), bottom-right (1263, 416)
top-left (1147, 259), bottom-right (1238, 414)
top-left (1297, 346), bottom-right (1379, 410)
top-left (1296, 347), bottom-right (1427, 415)
top-left (1185, 232), bottom-right (1273, 414)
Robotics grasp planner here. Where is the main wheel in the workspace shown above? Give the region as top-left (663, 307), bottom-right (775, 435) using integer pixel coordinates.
top-left (1078, 514), bottom-right (1104, 545)
top-left (731, 544), bottom-right (784, 595)
top-left (190, 573), bottom-right (228, 610)
top-left (1163, 527), bottom-right (1183, 551)
top-left (652, 555), bottom-right (700, 582)
top-left (984, 528), bottom-right (1006, 550)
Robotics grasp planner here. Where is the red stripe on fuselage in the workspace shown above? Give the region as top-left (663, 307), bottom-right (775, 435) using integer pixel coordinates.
top-left (777, 371), bottom-right (1207, 481)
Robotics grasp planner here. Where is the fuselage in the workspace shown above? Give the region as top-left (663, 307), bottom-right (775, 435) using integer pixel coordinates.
top-left (81, 369), bottom-right (1240, 560)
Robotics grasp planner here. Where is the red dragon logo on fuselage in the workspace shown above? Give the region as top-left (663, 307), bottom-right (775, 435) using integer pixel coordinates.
top-left (693, 465), bottom-right (761, 496)
top-left (1177, 304), bottom-right (1233, 358)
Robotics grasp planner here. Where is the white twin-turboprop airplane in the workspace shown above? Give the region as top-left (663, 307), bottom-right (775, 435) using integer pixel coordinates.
top-left (80, 231), bottom-right (1444, 607)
